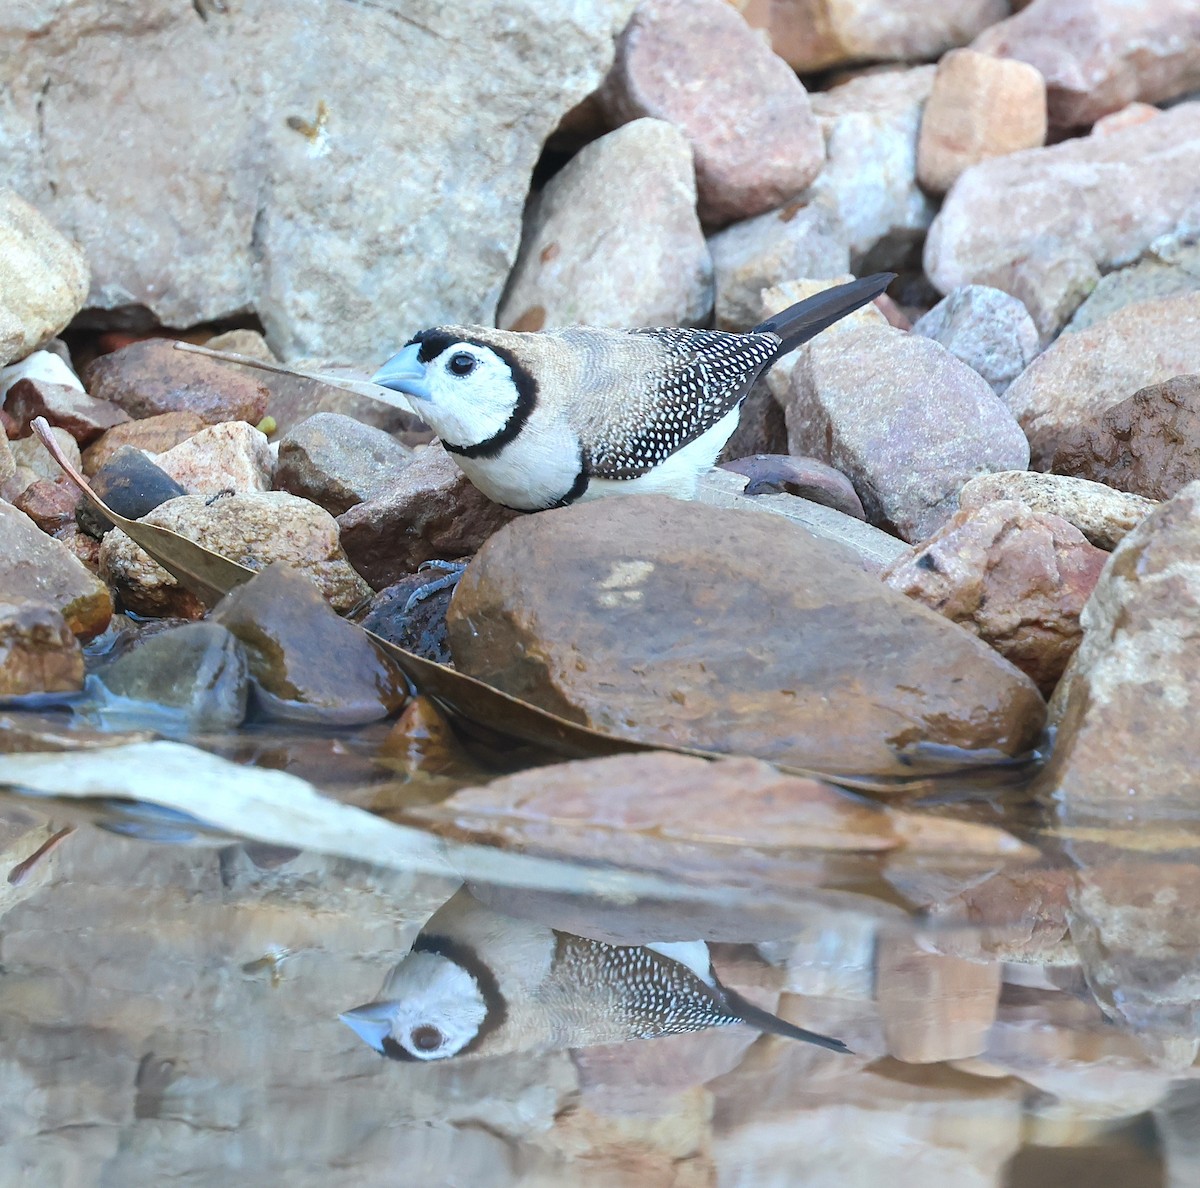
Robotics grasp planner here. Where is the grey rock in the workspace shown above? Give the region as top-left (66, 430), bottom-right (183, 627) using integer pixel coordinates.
top-left (498, 120), bottom-right (712, 331)
top-left (96, 622), bottom-right (249, 733)
top-left (0, 189), bottom-right (89, 367)
top-left (709, 206), bottom-right (849, 332)
top-left (912, 285), bottom-right (1040, 395)
top-left (786, 324), bottom-right (1030, 543)
top-left (694, 469), bottom-right (909, 575)
top-left (925, 101), bottom-right (1200, 337)
top-left (1064, 230), bottom-right (1200, 333)
top-left (599, 0), bottom-right (824, 228)
top-left (803, 66), bottom-right (938, 273)
top-left (275, 412), bottom-right (414, 516)
top-left (1, 0), bottom-right (635, 361)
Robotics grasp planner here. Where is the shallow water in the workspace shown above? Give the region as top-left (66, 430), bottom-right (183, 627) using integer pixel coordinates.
top-left (0, 700), bottom-right (1194, 1187)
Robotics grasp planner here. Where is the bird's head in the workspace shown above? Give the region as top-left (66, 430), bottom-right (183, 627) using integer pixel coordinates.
top-left (372, 328), bottom-right (535, 453)
top-left (339, 944), bottom-right (501, 1062)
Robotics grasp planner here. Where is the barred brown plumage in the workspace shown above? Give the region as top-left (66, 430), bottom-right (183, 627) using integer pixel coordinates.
top-left (372, 272), bottom-right (894, 511)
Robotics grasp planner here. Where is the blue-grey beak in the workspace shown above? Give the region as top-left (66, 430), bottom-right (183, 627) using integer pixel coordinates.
top-left (339, 1001), bottom-right (398, 1053)
top-left (372, 343), bottom-right (431, 401)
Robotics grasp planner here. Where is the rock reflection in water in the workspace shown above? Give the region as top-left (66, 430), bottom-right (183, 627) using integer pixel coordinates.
top-left (340, 888), bottom-right (850, 1062)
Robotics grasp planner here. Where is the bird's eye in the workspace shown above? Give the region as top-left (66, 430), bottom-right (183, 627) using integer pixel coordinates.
top-left (410, 1025), bottom-right (445, 1052)
top-left (447, 352), bottom-right (476, 377)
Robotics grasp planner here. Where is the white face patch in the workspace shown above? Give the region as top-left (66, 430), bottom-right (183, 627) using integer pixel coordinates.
top-left (422, 342), bottom-right (522, 449)
top-left (378, 951), bottom-right (489, 1061)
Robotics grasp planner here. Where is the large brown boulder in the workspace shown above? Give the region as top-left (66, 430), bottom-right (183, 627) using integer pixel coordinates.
top-left (446, 496), bottom-right (1045, 779)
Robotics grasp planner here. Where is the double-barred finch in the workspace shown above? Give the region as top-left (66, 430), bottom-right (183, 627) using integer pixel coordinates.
top-left (372, 273), bottom-right (894, 511)
top-left (339, 888), bottom-right (850, 1062)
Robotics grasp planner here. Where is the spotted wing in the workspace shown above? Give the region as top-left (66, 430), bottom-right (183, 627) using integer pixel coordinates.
top-left (580, 327), bottom-right (778, 480)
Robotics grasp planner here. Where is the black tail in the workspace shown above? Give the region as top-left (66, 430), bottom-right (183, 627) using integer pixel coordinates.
top-left (753, 272), bottom-right (895, 360)
top-left (722, 986), bottom-right (852, 1054)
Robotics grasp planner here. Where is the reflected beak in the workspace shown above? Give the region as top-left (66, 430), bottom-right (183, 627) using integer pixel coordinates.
top-left (372, 343), bottom-right (431, 401)
top-left (339, 1001), bottom-right (398, 1053)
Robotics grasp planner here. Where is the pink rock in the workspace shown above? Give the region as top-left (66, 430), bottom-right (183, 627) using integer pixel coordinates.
top-left (916, 49), bottom-right (1047, 195)
top-left (600, 0), bottom-right (825, 227)
top-left (883, 500), bottom-right (1108, 695)
top-left (4, 377), bottom-right (129, 446)
top-left (973, 0), bottom-right (1200, 130)
top-left (152, 420), bottom-right (272, 496)
top-left (925, 100), bottom-right (1200, 336)
top-left (739, 0), bottom-right (1008, 72)
top-left (336, 443), bottom-right (520, 590)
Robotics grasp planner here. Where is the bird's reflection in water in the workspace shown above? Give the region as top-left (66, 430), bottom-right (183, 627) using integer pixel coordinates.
top-left (340, 887), bottom-right (849, 1062)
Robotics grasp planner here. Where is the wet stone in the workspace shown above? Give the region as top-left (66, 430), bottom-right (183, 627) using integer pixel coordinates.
top-left (3, 377), bottom-right (129, 446)
top-left (84, 338), bottom-right (270, 425)
top-left (875, 930), bottom-right (1001, 1064)
top-left (81, 410), bottom-right (207, 475)
top-left (78, 445), bottom-right (188, 538)
top-left (99, 490), bottom-right (371, 620)
top-left (0, 602), bottom-right (85, 697)
top-left (359, 571), bottom-right (455, 666)
top-left (1049, 374), bottom-right (1200, 502)
top-left (94, 621), bottom-right (249, 733)
top-left (883, 501), bottom-right (1108, 697)
top-left (212, 562), bottom-right (407, 726)
top-left (274, 412), bottom-right (414, 516)
top-left (151, 420), bottom-right (273, 497)
top-left (958, 470), bottom-right (1156, 551)
top-left (447, 496), bottom-right (1046, 779)
top-left (0, 503), bottom-right (112, 640)
top-left (337, 442), bottom-right (521, 591)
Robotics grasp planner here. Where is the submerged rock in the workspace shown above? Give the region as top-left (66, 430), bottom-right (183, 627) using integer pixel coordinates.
top-left (212, 562), bottom-right (407, 725)
top-left (95, 621), bottom-right (249, 732)
top-left (447, 496), bottom-right (1045, 778)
